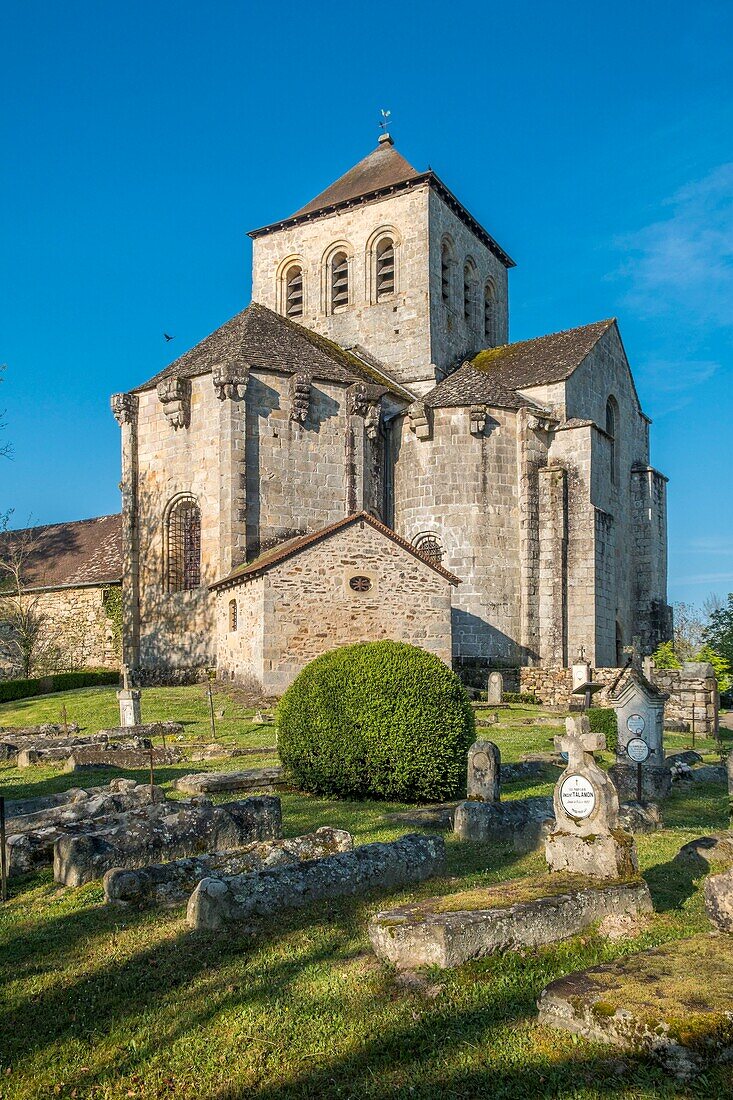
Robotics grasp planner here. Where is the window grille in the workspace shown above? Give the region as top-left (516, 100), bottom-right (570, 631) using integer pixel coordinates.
top-left (413, 533), bottom-right (444, 566)
top-left (166, 498), bottom-right (201, 593)
top-left (376, 238), bottom-right (395, 299)
top-left (285, 266), bottom-right (303, 318)
top-left (229, 599), bottom-right (237, 631)
top-left (331, 251), bottom-right (349, 310)
top-left (349, 575), bottom-right (372, 593)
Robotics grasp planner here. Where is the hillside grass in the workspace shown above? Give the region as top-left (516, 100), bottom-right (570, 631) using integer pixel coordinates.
top-left (0, 687), bottom-right (730, 1099)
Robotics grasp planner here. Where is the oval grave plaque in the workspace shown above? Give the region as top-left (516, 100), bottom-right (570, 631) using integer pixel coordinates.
top-left (626, 736), bottom-right (650, 763)
top-left (559, 774), bottom-right (596, 820)
top-left (472, 751), bottom-right (490, 769)
top-left (626, 713), bottom-right (646, 736)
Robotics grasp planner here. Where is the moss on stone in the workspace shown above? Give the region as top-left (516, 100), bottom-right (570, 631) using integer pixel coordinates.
top-left (412, 872), bottom-right (641, 915)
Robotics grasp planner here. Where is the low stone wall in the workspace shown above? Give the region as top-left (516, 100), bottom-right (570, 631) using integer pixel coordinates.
top-left (499, 663), bottom-right (719, 734)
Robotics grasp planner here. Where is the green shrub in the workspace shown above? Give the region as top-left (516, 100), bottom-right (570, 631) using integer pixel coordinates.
top-left (277, 641), bottom-right (475, 803)
top-left (502, 691), bottom-right (538, 704)
top-left (0, 668), bottom-right (119, 704)
top-left (651, 641), bottom-right (681, 669)
top-left (588, 706), bottom-right (618, 752)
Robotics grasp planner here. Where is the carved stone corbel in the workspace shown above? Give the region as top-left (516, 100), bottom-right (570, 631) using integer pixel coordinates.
top-left (157, 376), bottom-right (191, 429)
top-left (364, 402), bottom-right (381, 441)
top-left (408, 399), bottom-right (432, 441)
top-left (347, 383), bottom-right (370, 418)
top-left (469, 404), bottom-right (487, 435)
top-left (212, 364), bottom-right (249, 401)
top-left (289, 370), bottom-right (312, 423)
top-left (111, 392), bottom-right (137, 426)
top-left (527, 412), bottom-right (557, 433)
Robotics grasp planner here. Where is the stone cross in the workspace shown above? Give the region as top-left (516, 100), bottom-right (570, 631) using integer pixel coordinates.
top-left (121, 664), bottom-right (130, 691)
top-left (467, 740), bottom-right (500, 803)
top-left (556, 715), bottom-right (605, 771)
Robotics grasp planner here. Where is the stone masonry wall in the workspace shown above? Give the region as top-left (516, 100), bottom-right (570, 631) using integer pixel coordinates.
top-left (217, 522), bottom-right (453, 695)
top-left (393, 404), bottom-right (521, 675)
top-left (0, 584), bottom-right (120, 677)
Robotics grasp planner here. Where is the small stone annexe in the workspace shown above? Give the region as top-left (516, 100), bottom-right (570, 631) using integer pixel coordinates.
top-left (212, 512), bottom-right (458, 695)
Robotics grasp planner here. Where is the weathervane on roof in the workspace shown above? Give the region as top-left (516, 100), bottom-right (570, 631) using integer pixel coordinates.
top-left (378, 109), bottom-right (393, 144)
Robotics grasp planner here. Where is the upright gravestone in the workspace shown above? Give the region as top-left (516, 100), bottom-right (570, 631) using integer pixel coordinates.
top-left (609, 669), bottom-right (669, 802)
top-left (487, 672), bottom-right (503, 706)
top-left (545, 715), bottom-right (638, 879)
top-left (117, 665), bottom-right (142, 728)
top-left (467, 741), bottom-right (500, 803)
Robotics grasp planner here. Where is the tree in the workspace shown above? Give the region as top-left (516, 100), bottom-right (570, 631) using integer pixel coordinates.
top-left (672, 601), bottom-right (708, 661)
top-left (704, 594), bottom-right (733, 678)
top-left (651, 640), bottom-right (681, 669)
top-left (694, 643), bottom-right (731, 695)
top-left (0, 526), bottom-right (61, 677)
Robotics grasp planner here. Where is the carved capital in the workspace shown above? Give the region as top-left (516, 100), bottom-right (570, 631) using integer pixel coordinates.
top-left (212, 363), bottom-right (249, 402)
top-left (157, 376), bottom-right (191, 430)
top-left (111, 392), bottom-right (137, 426)
top-left (289, 370), bottom-right (312, 423)
top-left (408, 399), bottom-right (432, 441)
top-left (469, 404), bottom-right (487, 435)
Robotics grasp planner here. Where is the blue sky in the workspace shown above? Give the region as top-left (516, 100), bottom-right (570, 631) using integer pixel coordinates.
top-left (1, 0), bottom-right (731, 607)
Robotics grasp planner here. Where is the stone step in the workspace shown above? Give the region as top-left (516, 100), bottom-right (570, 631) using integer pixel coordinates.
top-left (369, 875), bottom-right (652, 969)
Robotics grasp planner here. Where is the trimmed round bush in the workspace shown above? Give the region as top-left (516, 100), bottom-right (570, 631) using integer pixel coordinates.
top-left (277, 641), bottom-right (475, 803)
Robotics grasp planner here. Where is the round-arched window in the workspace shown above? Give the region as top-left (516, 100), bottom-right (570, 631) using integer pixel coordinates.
top-left (413, 533), bottom-right (444, 566)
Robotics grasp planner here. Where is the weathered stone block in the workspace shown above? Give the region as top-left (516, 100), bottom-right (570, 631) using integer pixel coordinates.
top-left (369, 875), bottom-right (652, 969)
top-left (104, 826), bottom-right (353, 906)
top-left (704, 866), bottom-right (733, 932)
top-left (453, 796), bottom-right (553, 852)
top-left (174, 767), bottom-right (284, 795)
top-left (545, 829), bottom-right (638, 879)
top-left (187, 833), bottom-right (445, 931)
top-left (538, 934), bottom-right (733, 1080)
top-left (466, 741), bottom-right (500, 802)
top-left (609, 763), bottom-right (672, 802)
top-left (54, 796), bottom-right (282, 886)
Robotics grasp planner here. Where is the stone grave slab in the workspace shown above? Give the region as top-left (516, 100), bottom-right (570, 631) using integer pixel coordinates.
top-left (54, 795), bottom-right (282, 886)
top-left (704, 865), bottom-right (733, 932)
top-left (453, 797), bottom-right (553, 852)
top-left (487, 671), bottom-right (503, 705)
top-left (466, 741), bottom-right (500, 802)
top-left (104, 826), bottom-right (353, 906)
top-left (187, 833), bottom-right (445, 932)
top-left (63, 745), bottom-right (183, 772)
top-left (174, 767), bottom-right (284, 795)
top-left (538, 933), bottom-right (733, 1080)
top-left (369, 874), bottom-right (652, 970)
top-left (546, 716), bottom-right (638, 879)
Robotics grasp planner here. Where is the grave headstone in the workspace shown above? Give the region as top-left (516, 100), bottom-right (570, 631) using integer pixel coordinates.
top-left (487, 672), bottom-right (503, 705)
top-left (466, 741), bottom-right (500, 802)
top-left (610, 668), bottom-right (669, 801)
top-left (117, 664), bottom-right (142, 728)
top-left (545, 715), bottom-right (638, 879)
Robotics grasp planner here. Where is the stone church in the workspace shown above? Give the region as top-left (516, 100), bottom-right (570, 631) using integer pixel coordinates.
top-left (111, 133), bottom-right (671, 692)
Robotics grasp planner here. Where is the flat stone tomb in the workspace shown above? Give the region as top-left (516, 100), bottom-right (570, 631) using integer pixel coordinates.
top-left (538, 933), bottom-right (733, 1080)
top-left (545, 716), bottom-right (638, 880)
top-left (187, 833), bottom-right (445, 931)
top-left (54, 795), bottom-right (282, 886)
top-left (174, 767), bottom-right (284, 796)
top-left (104, 826), bottom-right (353, 907)
top-left (369, 874), bottom-right (652, 970)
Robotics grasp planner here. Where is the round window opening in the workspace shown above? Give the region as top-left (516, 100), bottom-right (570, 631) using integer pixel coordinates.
top-left (349, 575), bottom-right (373, 593)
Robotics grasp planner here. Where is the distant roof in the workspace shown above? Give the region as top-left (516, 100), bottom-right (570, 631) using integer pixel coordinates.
top-left (248, 137), bottom-right (515, 269)
top-left (0, 515), bottom-right (122, 591)
top-left (210, 511), bottom-right (461, 590)
top-left (423, 319), bottom-right (616, 409)
top-left (134, 302), bottom-right (410, 398)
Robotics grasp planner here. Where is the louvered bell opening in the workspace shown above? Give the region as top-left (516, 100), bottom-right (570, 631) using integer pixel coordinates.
top-left (332, 253), bottom-right (349, 309)
top-left (441, 254), bottom-right (451, 304)
top-left (484, 292), bottom-right (495, 341)
top-left (376, 240), bottom-right (395, 299)
top-left (464, 281), bottom-right (473, 322)
top-left (285, 268), bottom-right (303, 318)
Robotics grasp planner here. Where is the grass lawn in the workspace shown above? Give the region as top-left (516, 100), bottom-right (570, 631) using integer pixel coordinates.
top-left (0, 687), bottom-right (731, 1099)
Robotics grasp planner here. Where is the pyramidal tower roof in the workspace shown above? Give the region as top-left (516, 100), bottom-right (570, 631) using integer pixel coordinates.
top-left (291, 134), bottom-right (421, 217)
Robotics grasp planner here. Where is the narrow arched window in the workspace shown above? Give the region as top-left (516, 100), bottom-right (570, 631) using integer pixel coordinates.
top-left (376, 238), bottom-right (395, 299)
top-left (165, 496), bottom-right (201, 593)
top-left (606, 397), bottom-right (619, 486)
top-left (331, 251), bottom-right (349, 310)
top-left (441, 240), bottom-right (453, 305)
top-left (464, 261), bottom-right (478, 326)
top-left (484, 280), bottom-right (497, 343)
top-left (229, 599), bottom-right (237, 631)
top-left (413, 532), bottom-right (444, 566)
top-left (285, 265), bottom-right (303, 318)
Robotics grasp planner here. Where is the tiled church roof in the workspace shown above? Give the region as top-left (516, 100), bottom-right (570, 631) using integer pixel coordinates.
top-left (291, 140), bottom-right (422, 217)
top-left (135, 303), bottom-right (409, 398)
top-left (0, 514), bottom-right (123, 591)
top-left (423, 319), bottom-right (616, 409)
top-left (210, 511), bottom-right (461, 589)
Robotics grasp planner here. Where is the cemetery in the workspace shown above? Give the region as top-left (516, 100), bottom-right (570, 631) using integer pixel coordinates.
top-left (0, 651), bottom-right (732, 1100)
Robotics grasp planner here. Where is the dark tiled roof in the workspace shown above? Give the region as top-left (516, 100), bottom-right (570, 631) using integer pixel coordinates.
top-left (210, 511), bottom-right (461, 589)
top-left (291, 140), bottom-right (421, 217)
top-left (0, 515), bottom-right (123, 590)
top-left (423, 320), bottom-right (616, 409)
top-left (134, 302), bottom-right (408, 397)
